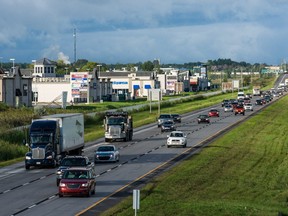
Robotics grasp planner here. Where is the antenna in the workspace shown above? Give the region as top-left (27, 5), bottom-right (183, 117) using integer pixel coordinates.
top-left (73, 28), bottom-right (77, 64)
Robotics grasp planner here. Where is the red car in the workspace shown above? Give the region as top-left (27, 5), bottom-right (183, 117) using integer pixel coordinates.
top-left (208, 109), bottom-right (219, 117)
top-left (58, 167), bottom-right (96, 197)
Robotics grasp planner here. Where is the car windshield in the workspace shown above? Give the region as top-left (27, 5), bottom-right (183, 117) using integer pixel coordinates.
top-left (63, 170), bottom-right (89, 179)
top-left (170, 133), bottom-right (183, 137)
top-left (199, 115), bottom-right (208, 118)
top-left (163, 121), bottom-right (173, 125)
top-left (60, 158), bottom-right (86, 166)
top-left (97, 146), bottom-right (115, 151)
top-left (159, 114), bottom-right (171, 119)
top-left (210, 110), bottom-right (217, 112)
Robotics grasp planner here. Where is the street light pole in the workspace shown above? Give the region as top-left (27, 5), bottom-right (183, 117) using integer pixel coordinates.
top-left (97, 64), bottom-right (102, 103)
top-left (10, 58), bottom-right (15, 74)
top-left (0, 57), bottom-right (3, 68)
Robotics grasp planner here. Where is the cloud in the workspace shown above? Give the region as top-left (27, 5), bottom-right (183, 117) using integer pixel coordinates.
top-left (0, 0), bottom-right (288, 64)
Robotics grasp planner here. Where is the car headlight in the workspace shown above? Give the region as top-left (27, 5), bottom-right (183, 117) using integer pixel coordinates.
top-left (56, 170), bottom-right (62, 175)
top-left (81, 183), bottom-right (88, 187)
top-left (25, 156), bottom-right (31, 160)
top-left (59, 182), bottom-right (66, 187)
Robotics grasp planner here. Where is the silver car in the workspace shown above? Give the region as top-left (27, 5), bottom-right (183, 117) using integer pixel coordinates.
top-left (224, 104), bottom-right (233, 112)
top-left (244, 103), bottom-right (253, 111)
top-left (94, 145), bottom-right (120, 163)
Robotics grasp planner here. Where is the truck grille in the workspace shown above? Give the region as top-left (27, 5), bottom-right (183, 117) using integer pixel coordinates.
top-left (109, 126), bottom-right (121, 135)
top-left (32, 148), bottom-right (45, 159)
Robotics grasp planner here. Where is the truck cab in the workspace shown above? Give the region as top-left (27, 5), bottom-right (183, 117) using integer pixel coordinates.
top-left (104, 111), bottom-right (133, 142)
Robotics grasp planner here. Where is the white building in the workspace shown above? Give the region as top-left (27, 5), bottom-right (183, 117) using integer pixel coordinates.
top-left (33, 58), bottom-right (56, 77)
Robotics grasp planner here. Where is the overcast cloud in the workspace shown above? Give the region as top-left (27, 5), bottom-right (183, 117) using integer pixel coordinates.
top-left (0, 0), bottom-right (287, 65)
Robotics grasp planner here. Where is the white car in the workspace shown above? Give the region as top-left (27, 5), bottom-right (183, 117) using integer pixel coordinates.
top-left (94, 145), bottom-right (120, 163)
top-left (166, 131), bottom-right (187, 148)
top-left (244, 103), bottom-right (253, 111)
top-left (224, 104), bottom-right (233, 112)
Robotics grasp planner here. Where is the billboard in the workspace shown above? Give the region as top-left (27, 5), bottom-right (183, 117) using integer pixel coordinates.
top-left (189, 77), bottom-right (198, 85)
top-left (70, 72), bottom-right (89, 99)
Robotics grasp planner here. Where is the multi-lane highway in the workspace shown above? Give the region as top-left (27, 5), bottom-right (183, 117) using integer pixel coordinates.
top-left (0, 92), bottom-right (283, 216)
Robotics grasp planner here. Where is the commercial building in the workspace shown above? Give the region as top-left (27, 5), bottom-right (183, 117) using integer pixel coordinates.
top-left (0, 66), bottom-right (33, 107)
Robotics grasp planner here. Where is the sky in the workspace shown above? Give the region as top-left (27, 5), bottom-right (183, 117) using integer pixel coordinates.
top-left (1, 0), bottom-right (288, 65)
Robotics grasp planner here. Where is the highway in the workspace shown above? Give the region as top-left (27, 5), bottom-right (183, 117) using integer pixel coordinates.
top-left (0, 91), bottom-right (284, 216)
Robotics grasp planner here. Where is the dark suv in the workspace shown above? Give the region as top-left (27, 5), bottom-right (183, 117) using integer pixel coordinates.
top-left (56, 156), bottom-right (94, 186)
top-left (157, 114), bottom-right (173, 127)
top-left (171, 114), bottom-right (181, 123)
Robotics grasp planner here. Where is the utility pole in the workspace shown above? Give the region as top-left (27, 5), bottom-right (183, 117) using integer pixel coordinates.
top-left (73, 28), bottom-right (77, 64)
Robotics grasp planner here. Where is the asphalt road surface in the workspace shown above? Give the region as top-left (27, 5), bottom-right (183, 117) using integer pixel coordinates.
top-left (0, 92), bottom-right (284, 216)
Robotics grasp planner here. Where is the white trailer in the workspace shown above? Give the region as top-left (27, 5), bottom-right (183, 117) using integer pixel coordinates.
top-left (24, 113), bottom-right (85, 169)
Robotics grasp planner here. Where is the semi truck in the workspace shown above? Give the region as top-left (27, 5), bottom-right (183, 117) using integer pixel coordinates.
top-left (24, 113), bottom-right (85, 170)
top-left (103, 111), bottom-right (133, 142)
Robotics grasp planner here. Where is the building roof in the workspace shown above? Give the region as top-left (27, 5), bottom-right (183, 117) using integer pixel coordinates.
top-left (99, 71), bottom-right (154, 78)
top-left (35, 58), bottom-right (56, 65)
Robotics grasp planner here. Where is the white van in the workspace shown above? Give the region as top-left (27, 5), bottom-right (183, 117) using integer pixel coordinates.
top-left (237, 91), bottom-right (245, 100)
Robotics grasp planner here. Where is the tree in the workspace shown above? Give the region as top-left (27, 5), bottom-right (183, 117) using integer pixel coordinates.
top-left (141, 61), bottom-right (154, 71)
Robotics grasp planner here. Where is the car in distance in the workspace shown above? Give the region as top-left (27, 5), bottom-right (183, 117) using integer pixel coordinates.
top-left (166, 131), bottom-right (187, 148)
top-left (221, 99), bottom-right (230, 107)
top-left (157, 114), bottom-right (173, 127)
top-left (58, 167), bottom-right (96, 197)
top-left (197, 114), bottom-right (210, 124)
top-left (94, 145), bottom-right (120, 163)
top-left (244, 103), bottom-right (253, 111)
top-left (234, 105), bottom-right (245, 115)
top-left (171, 114), bottom-right (181, 123)
top-left (255, 99), bottom-right (263, 105)
top-left (223, 104), bottom-right (233, 112)
top-left (161, 120), bottom-right (177, 132)
top-left (208, 109), bottom-right (219, 117)
top-left (56, 156), bottom-right (94, 186)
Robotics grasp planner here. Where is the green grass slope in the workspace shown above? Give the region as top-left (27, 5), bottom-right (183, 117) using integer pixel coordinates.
top-left (102, 96), bottom-right (288, 216)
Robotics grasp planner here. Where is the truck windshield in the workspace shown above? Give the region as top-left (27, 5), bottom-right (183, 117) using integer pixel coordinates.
top-left (107, 117), bottom-right (126, 125)
top-left (30, 135), bottom-right (52, 144)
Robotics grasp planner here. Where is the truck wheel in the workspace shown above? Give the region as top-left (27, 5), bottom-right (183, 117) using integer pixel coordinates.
top-left (25, 164), bottom-right (30, 170)
top-left (105, 138), bottom-right (109, 142)
top-left (56, 179), bottom-right (60, 186)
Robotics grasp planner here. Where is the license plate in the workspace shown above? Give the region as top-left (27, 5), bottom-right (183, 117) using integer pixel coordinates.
top-left (36, 162), bottom-right (41, 165)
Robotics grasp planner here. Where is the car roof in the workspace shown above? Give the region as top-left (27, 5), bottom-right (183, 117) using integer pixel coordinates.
top-left (170, 131), bottom-right (183, 134)
top-left (65, 167), bottom-right (91, 171)
top-left (98, 144), bottom-right (116, 148)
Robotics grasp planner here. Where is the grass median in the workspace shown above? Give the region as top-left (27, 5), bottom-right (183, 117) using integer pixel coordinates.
top-left (101, 95), bottom-right (288, 216)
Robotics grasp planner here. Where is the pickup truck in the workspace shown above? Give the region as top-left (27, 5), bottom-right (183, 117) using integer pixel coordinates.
top-left (56, 155), bottom-right (94, 186)
top-left (234, 105), bottom-right (245, 115)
